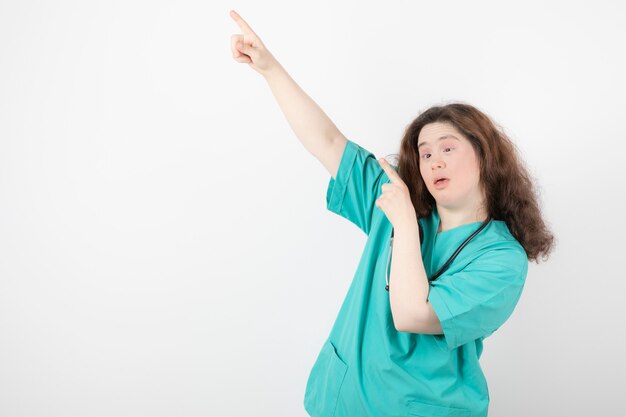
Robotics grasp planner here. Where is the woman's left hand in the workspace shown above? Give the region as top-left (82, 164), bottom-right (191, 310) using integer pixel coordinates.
top-left (375, 158), bottom-right (418, 228)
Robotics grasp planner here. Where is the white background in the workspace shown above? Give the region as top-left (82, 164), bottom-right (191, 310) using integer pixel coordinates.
top-left (1, 1), bottom-right (624, 416)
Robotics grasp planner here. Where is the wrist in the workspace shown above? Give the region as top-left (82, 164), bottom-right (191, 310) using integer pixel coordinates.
top-left (261, 58), bottom-right (284, 79)
top-left (395, 215), bottom-right (419, 234)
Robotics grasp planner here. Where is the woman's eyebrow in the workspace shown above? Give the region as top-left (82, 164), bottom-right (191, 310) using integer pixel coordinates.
top-left (418, 135), bottom-right (459, 148)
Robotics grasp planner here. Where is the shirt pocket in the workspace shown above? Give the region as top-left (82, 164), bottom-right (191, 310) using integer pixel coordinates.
top-left (303, 340), bottom-right (349, 417)
top-left (406, 398), bottom-right (472, 417)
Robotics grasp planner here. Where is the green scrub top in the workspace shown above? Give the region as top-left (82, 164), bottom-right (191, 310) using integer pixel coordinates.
top-left (303, 139), bottom-right (528, 417)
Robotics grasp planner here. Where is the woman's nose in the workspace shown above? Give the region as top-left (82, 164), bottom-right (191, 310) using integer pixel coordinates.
top-left (431, 158), bottom-right (445, 169)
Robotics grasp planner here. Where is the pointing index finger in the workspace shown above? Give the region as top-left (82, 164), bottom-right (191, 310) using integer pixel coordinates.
top-left (229, 10), bottom-right (258, 37)
top-left (378, 157), bottom-right (401, 184)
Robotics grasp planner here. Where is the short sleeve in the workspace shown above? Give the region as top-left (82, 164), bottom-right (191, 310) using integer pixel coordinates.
top-left (325, 139), bottom-right (390, 235)
top-left (426, 246), bottom-right (529, 351)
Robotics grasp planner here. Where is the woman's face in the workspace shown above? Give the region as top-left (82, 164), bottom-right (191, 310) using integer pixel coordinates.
top-left (417, 122), bottom-right (484, 211)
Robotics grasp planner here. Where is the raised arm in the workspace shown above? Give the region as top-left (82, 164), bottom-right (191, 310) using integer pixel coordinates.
top-left (229, 10), bottom-right (347, 179)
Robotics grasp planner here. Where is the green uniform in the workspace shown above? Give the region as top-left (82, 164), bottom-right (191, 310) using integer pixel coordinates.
top-left (304, 139), bottom-right (528, 417)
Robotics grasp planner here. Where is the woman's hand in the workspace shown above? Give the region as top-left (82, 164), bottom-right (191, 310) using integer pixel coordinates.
top-left (376, 158), bottom-right (418, 228)
top-left (229, 10), bottom-right (279, 76)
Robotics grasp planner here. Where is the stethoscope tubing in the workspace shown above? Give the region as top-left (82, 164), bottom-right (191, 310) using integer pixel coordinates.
top-left (385, 217), bottom-right (492, 291)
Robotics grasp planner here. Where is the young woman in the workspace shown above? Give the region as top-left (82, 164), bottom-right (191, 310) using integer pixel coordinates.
top-left (230, 10), bottom-right (555, 417)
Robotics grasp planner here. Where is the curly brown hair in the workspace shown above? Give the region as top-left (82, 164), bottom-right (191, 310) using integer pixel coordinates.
top-left (394, 102), bottom-right (555, 263)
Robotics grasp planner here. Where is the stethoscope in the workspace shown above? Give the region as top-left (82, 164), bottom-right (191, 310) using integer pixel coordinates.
top-left (384, 216), bottom-right (492, 291)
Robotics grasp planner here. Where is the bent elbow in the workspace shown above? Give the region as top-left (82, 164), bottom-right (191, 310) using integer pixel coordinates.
top-left (392, 313), bottom-right (418, 333)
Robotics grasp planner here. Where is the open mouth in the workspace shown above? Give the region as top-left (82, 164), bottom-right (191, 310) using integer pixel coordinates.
top-left (434, 178), bottom-right (449, 187)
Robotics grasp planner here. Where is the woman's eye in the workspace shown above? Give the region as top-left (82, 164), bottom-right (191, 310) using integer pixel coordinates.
top-left (443, 147), bottom-right (453, 153)
top-left (422, 153), bottom-right (431, 159)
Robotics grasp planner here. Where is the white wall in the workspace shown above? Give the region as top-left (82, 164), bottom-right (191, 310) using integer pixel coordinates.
top-left (1, 0), bottom-right (624, 416)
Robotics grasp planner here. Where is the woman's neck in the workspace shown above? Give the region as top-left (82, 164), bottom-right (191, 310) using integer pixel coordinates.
top-left (437, 204), bottom-right (489, 233)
